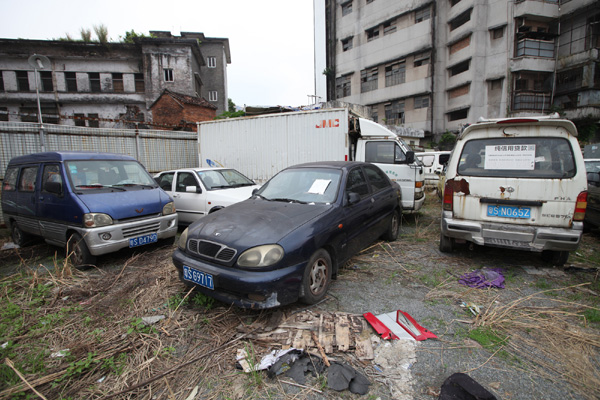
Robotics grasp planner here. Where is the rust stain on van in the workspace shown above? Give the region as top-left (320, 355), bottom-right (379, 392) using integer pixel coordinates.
top-left (447, 179), bottom-right (470, 195)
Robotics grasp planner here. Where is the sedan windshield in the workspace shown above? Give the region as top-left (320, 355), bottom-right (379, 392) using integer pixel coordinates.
top-left (196, 169), bottom-right (255, 190)
top-left (66, 160), bottom-right (156, 189)
top-left (257, 168), bottom-right (342, 204)
top-left (585, 160), bottom-right (600, 173)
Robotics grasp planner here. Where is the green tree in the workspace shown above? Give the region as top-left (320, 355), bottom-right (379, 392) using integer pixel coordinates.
top-left (121, 30), bottom-right (151, 43)
top-left (438, 132), bottom-right (457, 151)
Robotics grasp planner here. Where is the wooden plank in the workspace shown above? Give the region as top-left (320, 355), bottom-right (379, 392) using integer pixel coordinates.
top-left (323, 314), bottom-right (335, 353)
top-left (335, 314), bottom-right (350, 351)
top-left (355, 319), bottom-right (374, 360)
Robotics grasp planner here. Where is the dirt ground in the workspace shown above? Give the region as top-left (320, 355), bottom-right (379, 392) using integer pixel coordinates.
top-left (0, 192), bottom-right (599, 400)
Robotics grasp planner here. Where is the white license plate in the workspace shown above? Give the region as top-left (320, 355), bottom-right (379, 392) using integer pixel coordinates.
top-left (129, 233), bottom-right (158, 248)
top-left (487, 205), bottom-right (531, 219)
top-left (183, 265), bottom-right (214, 290)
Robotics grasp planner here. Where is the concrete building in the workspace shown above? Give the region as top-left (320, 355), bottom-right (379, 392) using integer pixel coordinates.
top-left (0, 31), bottom-right (230, 128)
top-left (321, 0), bottom-right (599, 144)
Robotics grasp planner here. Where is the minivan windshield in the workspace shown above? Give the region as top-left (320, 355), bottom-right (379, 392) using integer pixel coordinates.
top-left (66, 160), bottom-right (156, 190)
top-left (256, 168), bottom-right (342, 204)
top-left (458, 137), bottom-right (576, 178)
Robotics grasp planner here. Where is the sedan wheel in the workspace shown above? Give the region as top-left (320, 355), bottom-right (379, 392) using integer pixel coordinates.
top-left (301, 249), bottom-right (332, 304)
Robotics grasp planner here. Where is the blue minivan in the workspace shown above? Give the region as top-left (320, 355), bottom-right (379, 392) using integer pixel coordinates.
top-left (1, 152), bottom-right (178, 265)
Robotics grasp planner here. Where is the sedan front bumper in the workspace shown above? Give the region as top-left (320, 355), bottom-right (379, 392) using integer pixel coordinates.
top-left (172, 249), bottom-right (307, 309)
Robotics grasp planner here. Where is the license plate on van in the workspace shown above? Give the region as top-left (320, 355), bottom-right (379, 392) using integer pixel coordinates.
top-left (487, 205), bottom-right (531, 219)
top-left (129, 233), bottom-right (158, 248)
top-left (183, 265), bottom-right (214, 290)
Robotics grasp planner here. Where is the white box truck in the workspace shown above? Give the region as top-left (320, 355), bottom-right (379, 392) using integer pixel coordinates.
top-left (197, 107), bottom-right (425, 212)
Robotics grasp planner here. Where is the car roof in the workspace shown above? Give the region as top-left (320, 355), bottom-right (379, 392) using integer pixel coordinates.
top-left (286, 161), bottom-right (367, 170)
top-left (8, 151), bottom-right (137, 165)
top-left (458, 114), bottom-right (578, 140)
top-left (157, 167), bottom-right (232, 174)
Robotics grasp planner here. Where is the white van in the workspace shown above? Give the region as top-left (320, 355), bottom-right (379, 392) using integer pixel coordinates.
top-left (439, 114), bottom-right (588, 266)
top-left (416, 151), bottom-right (451, 187)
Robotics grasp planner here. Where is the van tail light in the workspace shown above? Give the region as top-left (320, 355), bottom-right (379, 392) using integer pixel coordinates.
top-left (573, 191), bottom-right (587, 221)
top-left (443, 180), bottom-right (454, 211)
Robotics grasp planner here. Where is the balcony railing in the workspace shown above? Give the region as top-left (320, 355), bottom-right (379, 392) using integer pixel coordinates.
top-left (513, 91), bottom-right (552, 111)
top-left (515, 38), bottom-right (554, 58)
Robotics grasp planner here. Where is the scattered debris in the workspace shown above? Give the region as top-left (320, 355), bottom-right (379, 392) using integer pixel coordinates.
top-left (141, 315), bottom-right (166, 326)
top-left (522, 266), bottom-right (566, 277)
top-left (460, 302), bottom-right (481, 316)
top-left (364, 310), bottom-right (437, 341)
top-left (459, 268), bottom-right (505, 289)
top-left (1, 242), bottom-right (19, 250)
top-left (50, 349), bottom-right (70, 358)
top-left (439, 372), bottom-right (497, 400)
top-left (327, 362), bottom-right (370, 395)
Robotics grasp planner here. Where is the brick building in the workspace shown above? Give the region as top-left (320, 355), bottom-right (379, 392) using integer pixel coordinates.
top-left (151, 89), bottom-right (217, 130)
top-left (0, 31), bottom-right (230, 128)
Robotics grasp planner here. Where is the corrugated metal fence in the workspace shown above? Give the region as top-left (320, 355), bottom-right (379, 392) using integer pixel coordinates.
top-left (0, 121), bottom-right (199, 225)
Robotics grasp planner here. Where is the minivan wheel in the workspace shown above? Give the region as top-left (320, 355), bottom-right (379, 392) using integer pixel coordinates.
top-left (439, 232), bottom-right (454, 253)
top-left (67, 233), bottom-right (96, 266)
top-left (11, 223), bottom-right (30, 247)
top-left (300, 249), bottom-right (332, 305)
top-left (382, 209), bottom-right (400, 242)
top-left (541, 250), bottom-right (569, 266)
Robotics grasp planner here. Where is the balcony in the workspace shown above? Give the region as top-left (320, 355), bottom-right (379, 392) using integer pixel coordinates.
top-left (514, 0), bottom-right (558, 20)
top-left (512, 91), bottom-right (552, 111)
top-left (515, 38), bottom-right (554, 58)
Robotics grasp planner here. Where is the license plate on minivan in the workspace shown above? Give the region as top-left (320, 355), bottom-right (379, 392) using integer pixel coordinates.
top-left (129, 233), bottom-right (158, 248)
top-left (487, 205), bottom-right (531, 219)
top-left (183, 265), bottom-right (214, 290)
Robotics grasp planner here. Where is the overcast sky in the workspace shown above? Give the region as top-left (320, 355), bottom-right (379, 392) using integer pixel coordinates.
top-left (0, 0), bottom-right (317, 108)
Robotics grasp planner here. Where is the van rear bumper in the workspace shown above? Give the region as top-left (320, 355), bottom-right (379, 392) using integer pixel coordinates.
top-left (441, 211), bottom-right (582, 252)
top-left (80, 214), bottom-right (178, 256)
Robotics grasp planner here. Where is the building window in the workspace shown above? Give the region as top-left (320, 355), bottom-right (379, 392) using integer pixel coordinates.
top-left (415, 7), bottom-right (431, 23)
top-left (134, 73), bottom-right (145, 92)
top-left (361, 67), bottom-right (378, 93)
top-left (414, 95), bottom-right (429, 109)
top-left (413, 52), bottom-right (430, 67)
top-left (89, 73), bottom-right (101, 92)
top-left (383, 20), bottom-right (397, 35)
top-left (40, 71), bottom-right (53, 92)
top-left (516, 38), bottom-right (554, 58)
top-left (587, 14), bottom-right (600, 50)
top-left (449, 35), bottom-right (471, 54)
top-left (371, 107), bottom-right (378, 123)
top-left (164, 68), bottom-right (174, 82)
top-left (449, 9), bottom-right (471, 31)
top-left (450, 0), bottom-right (462, 6)
top-left (74, 113), bottom-right (86, 127)
top-left (448, 108), bottom-right (469, 121)
top-left (342, 1), bottom-right (352, 16)
top-left (384, 101), bottom-right (405, 125)
top-left (513, 71), bottom-right (552, 111)
top-left (16, 71), bottom-right (29, 91)
top-left (65, 72), bottom-right (77, 92)
top-left (556, 68), bottom-right (583, 94)
top-left (112, 73), bottom-right (124, 92)
top-left (448, 83), bottom-right (470, 99)
top-left (336, 75), bottom-right (352, 98)
top-left (385, 61), bottom-right (406, 86)
top-left (342, 37), bottom-right (353, 52)
top-left (0, 72), bottom-right (4, 91)
top-left (209, 91), bottom-right (218, 101)
top-left (366, 0), bottom-right (374, 3)
top-left (449, 60), bottom-right (470, 77)
top-left (88, 113), bottom-right (99, 128)
top-left (491, 26), bottom-right (504, 40)
top-left (490, 78), bottom-right (503, 91)
top-left (0, 107), bottom-right (8, 121)
top-left (366, 27), bottom-right (380, 42)
top-left (207, 57), bottom-right (217, 68)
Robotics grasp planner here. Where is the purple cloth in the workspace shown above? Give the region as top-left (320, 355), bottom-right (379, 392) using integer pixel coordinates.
top-left (458, 268), bottom-right (505, 289)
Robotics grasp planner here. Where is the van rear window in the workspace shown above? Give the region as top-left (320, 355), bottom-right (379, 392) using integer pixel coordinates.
top-left (2, 167), bottom-right (18, 191)
top-left (458, 137), bottom-right (576, 178)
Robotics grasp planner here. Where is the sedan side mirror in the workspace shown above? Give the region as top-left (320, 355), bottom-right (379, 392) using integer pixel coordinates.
top-left (186, 186), bottom-right (202, 193)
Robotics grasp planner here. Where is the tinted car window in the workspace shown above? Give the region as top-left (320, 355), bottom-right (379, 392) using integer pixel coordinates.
top-left (18, 166), bottom-right (38, 192)
top-left (458, 137), bottom-right (576, 178)
top-left (177, 172), bottom-right (197, 192)
top-left (2, 167), bottom-right (18, 191)
top-left (346, 167), bottom-right (370, 198)
top-left (42, 164), bottom-right (62, 192)
top-left (365, 141), bottom-right (406, 164)
top-left (364, 165), bottom-right (391, 192)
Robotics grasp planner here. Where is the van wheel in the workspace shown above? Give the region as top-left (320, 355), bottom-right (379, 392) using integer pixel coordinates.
top-left (67, 233), bottom-right (96, 266)
top-left (382, 209), bottom-right (400, 242)
top-left (300, 249), bottom-right (332, 305)
top-left (439, 232), bottom-right (454, 253)
top-left (11, 223), bottom-right (30, 247)
top-left (541, 250), bottom-right (569, 266)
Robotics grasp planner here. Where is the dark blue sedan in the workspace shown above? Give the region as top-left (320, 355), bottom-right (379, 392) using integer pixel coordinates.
top-left (172, 161), bottom-right (402, 309)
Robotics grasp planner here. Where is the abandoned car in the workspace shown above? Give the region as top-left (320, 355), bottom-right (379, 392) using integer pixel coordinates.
top-left (154, 168), bottom-right (259, 225)
top-left (172, 161), bottom-right (402, 309)
top-left (439, 114), bottom-right (588, 266)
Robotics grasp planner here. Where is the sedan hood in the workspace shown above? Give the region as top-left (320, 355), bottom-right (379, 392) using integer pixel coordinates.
top-left (208, 185), bottom-right (260, 205)
top-left (189, 198), bottom-right (331, 248)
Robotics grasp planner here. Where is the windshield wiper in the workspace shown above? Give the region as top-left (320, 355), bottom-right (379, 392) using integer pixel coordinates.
top-left (271, 198), bottom-right (307, 204)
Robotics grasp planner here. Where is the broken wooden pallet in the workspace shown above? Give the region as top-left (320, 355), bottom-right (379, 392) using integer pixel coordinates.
top-left (243, 311), bottom-right (374, 360)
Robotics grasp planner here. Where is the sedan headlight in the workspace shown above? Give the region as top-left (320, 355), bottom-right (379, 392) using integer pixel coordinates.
top-left (83, 213), bottom-right (113, 228)
top-left (178, 228), bottom-right (189, 250)
top-left (163, 201), bottom-right (176, 215)
top-left (238, 245), bottom-right (284, 267)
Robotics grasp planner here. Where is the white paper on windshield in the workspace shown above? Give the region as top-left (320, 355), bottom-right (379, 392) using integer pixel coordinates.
top-left (484, 145), bottom-right (536, 170)
top-left (308, 179), bottom-right (331, 195)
